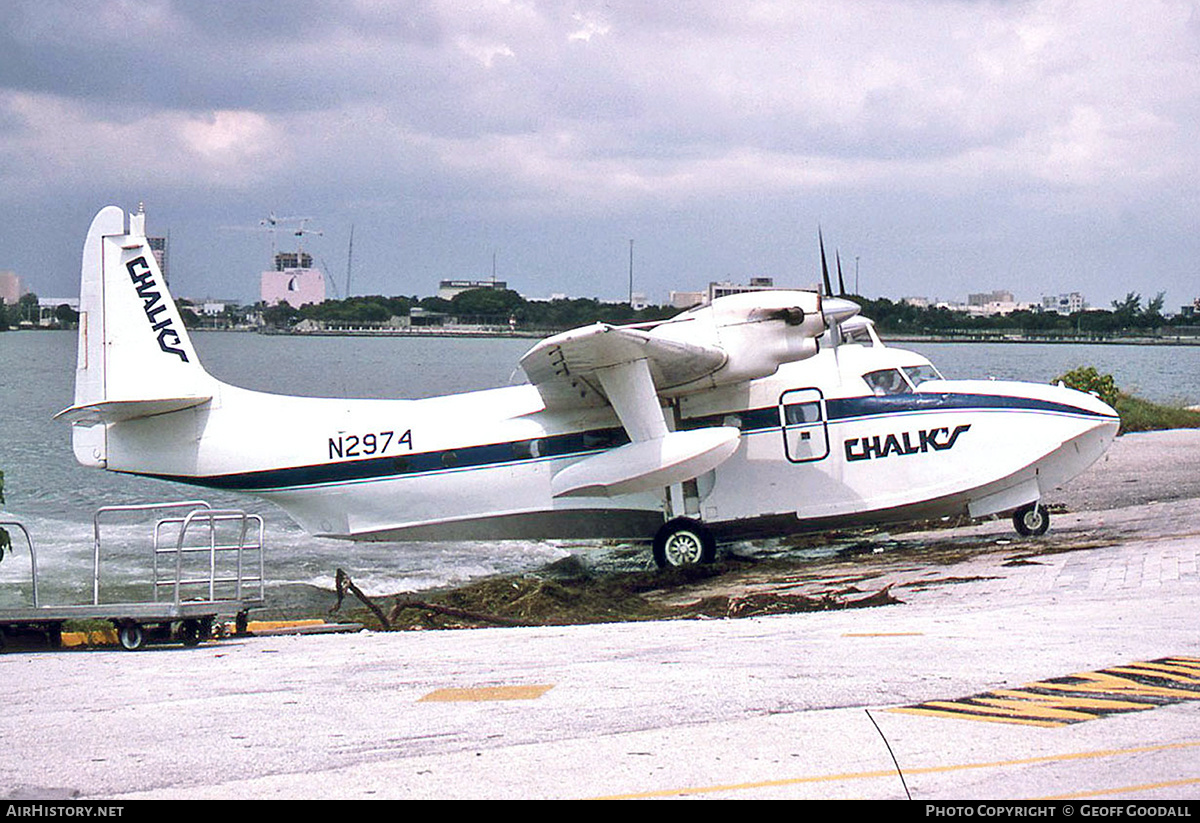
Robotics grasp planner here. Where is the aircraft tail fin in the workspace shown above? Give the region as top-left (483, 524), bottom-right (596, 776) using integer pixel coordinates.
top-left (59, 205), bottom-right (215, 467)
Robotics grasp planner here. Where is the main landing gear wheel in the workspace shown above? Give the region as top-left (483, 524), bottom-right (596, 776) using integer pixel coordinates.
top-left (1013, 502), bottom-right (1050, 537)
top-left (653, 518), bottom-right (717, 569)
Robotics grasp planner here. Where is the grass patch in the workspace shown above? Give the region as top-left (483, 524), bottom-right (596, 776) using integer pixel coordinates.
top-left (1115, 393), bottom-right (1200, 433)
top-left (1054, 366), bottom-right (1200, 434)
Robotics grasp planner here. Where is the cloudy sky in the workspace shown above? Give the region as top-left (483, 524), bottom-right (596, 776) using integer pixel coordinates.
top-left (1, 0), bottom-right (1197, 311)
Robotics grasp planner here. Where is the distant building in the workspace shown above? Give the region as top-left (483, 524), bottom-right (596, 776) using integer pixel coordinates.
top-left (197, 300), bottom-right (238, 317)
top-left (148, 235), bottom-right (168, 285)
top-left (709, 277), bottom-right (776, 302)
top-left (902, 296), bottom-right (930, 308)
top-left (669, 290), bottom-right (706, 309)
top-left (261, 252), bottom-right (325, 307)
top-left (1041, 292), bottom-right (1086, 315)
top-left (35, 297), bottom-right (78, 326)
top-left (273, 251), bottom-right (312, 270)
top-left (438, 279), bottom-right (508, 301)
top-left (965, 298), bottom-right (1030, 317)
top-left (968, 290), bottom-right (1014, 307)
top-left (669, 277), bottom-right (782, 309)
top-left (0, 271), bottom-right (22, 305)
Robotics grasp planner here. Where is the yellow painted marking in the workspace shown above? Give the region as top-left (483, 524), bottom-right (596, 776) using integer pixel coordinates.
top-left (594, 740), bottom-right (1200, 800)
top-left (1140, 659), bottom-right (1200, 675)
top-left (1105, 663), bottom-right (1200, 685)
top-left (888, 706), bottom-right (1064, 727)
top-left (969, 697), bottom-right (1120, 723)
top-left (1041, 776), bottom-right (1200, 800)
top-left (895, 698), bottom-right (1094, 725)
top-left (842, 632), bottom-right (924, 637)
top-left (1035, 670), bottom-right (1200, 701)
top-left (988, 689), bottom-right (1154, 713)
top-left (419, 684), bottom-right (554, 702)
top-left (896, 657), bottom-right (1200, 726)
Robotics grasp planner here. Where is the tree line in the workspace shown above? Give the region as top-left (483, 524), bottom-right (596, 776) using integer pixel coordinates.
top-left (854, 291), bottom-right (1192, 336)
top-left (0, 294), bottom-right (77, 330)
top-left (4, 288), bottom-right (1192, 337)
top-left (267, 288), bottom-right (1194, 336)
top-left (260, 287), bottom-right (676, 330)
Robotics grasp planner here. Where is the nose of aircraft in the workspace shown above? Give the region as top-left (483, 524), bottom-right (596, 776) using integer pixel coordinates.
top-left (1052, 381), bottom-right (1120, 420)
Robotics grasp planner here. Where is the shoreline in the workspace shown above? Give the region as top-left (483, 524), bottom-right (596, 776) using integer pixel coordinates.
top-left (8, 325), bottom-right (1200, 345)
top-left (884, 333), bottom-right (1200, 346)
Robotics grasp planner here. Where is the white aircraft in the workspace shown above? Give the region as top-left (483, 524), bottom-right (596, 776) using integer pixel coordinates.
top-left (59, 205), bottom-right (1120, 568)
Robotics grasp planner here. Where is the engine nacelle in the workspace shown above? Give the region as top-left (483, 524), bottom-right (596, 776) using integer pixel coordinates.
top-left (653, 290), bottom-right (826, 394)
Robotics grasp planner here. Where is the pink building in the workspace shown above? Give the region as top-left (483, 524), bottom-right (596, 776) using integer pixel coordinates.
top-left (0, 271), bottom-right (22, 305)
top-left (260, 266), bottom-right (326, 307)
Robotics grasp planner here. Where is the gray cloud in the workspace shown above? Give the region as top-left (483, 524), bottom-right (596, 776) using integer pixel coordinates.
top-left (0, 0), bottom-right (1196, 311)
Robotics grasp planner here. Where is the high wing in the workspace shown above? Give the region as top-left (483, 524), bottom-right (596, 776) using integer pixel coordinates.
top-left (518, 290), bottom-right (830, 498)
top-left (518, 323), bottom-right (727, 412)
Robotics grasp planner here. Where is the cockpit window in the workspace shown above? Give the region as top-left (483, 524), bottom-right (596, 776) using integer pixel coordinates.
top-left (863, 368), bottom-right (912, 396)
top-left (843, 325), bottom-right (874, 346)
top-left (902, 365), bottom-right (943, 386)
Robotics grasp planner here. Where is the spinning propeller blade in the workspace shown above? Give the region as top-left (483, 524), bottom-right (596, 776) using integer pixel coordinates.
top-left (818, 228), bottom-right (833, 297)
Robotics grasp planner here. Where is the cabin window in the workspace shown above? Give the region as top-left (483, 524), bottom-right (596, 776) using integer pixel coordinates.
top-left (779, 387), bottom-right (829, 463)
top-left (783, 401), bottom-right (822, 425)
top-left (902, 365), bottom-right (943, 386)
top-left (863, 368), bottom-right (912, 396)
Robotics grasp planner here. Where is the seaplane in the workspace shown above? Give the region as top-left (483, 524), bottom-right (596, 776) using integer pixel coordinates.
top-left (59, 205), bottom-right (1120, 568)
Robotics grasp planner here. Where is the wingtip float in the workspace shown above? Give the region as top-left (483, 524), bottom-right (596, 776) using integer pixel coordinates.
top-left (63, 205), bottom-right (1119, 568)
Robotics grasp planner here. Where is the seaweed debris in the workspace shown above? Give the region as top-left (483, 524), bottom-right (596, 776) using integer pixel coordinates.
top-left (332, 561), bottom-right (901, 631)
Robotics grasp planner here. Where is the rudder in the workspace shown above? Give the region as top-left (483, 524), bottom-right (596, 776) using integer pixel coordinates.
top-left (61, 205), bottom-right (215, 467)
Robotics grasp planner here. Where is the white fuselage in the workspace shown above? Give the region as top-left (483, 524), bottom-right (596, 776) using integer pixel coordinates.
top-left (68, 206), bottom-right (1119, 553)
top-left (104, 337), bottom-right (1118, 542)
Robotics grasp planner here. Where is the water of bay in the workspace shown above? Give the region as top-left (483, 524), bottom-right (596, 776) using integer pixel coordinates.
top-left (1, 330), bottom-right (1197, 607)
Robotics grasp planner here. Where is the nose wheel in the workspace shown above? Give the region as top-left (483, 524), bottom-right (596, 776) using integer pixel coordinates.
top-left (653, 518), bottom-right (717, 568)
top-left (1012, 502), bottom-right (1050, 537)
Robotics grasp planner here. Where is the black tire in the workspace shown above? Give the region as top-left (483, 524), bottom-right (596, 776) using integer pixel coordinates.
top-left (178, 619), bottom-right (203, 647)
top-left (1013, 502), bottom-right (1050, 537)
top-left (653, 518), bottom-right (716, 568)
top-left (118, 623), bottom-right (145, 651)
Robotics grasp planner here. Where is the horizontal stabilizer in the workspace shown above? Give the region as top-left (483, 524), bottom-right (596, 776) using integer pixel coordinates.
top-left (551, 426), bottom-right (740, 498)
top-left (55, 396), bottom-right (211, 425)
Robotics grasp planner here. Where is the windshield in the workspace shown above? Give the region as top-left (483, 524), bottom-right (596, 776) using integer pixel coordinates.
top-left (863, 369), bottom-right (912, 396)
top-left (903, 364), bottom-right (943, 386)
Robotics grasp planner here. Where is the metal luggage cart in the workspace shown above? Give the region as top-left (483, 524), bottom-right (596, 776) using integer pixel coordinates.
top-left (0, 501), bottom-right (265, 650)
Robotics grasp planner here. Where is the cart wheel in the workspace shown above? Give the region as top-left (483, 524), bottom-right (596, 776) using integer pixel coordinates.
top-left (118, 624), bottom-right (145, 651)
top-left (179, 620), bottom-right (203, 647)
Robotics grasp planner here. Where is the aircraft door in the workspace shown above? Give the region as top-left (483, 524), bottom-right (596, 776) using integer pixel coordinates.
top-left (780, 388), bottom-right (829, 463)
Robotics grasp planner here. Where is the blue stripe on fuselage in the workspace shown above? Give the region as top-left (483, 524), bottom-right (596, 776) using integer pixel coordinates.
top-left (133, 392), bottom-right (1115, 491)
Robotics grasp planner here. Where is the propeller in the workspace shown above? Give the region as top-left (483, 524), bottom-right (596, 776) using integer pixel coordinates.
top-left (819, 227), bottom-right (834, 297)
top-left (816, 228), bottom-right (861, 330)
